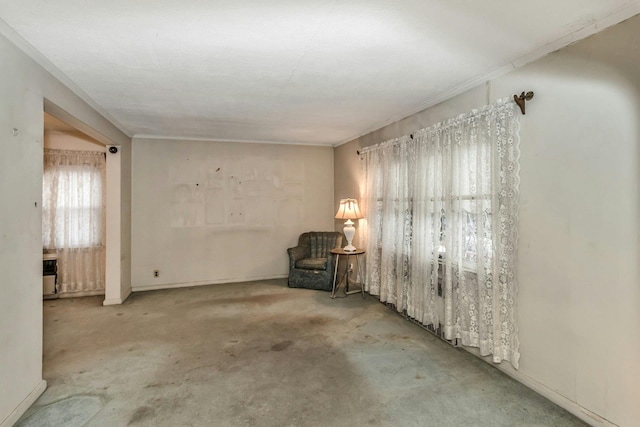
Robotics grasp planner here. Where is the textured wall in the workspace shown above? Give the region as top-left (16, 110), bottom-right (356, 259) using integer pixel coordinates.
top-left (0, 32), bottom-right (130, 426)
top-left (131, 138), bottom-right (334, 290)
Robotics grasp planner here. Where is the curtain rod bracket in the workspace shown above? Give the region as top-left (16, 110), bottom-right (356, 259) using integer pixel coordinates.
top-left (514, 91), bottom-right (534, 115)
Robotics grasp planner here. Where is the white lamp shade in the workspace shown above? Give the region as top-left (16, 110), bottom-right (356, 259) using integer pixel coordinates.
top-left (335, 198), bottom-right (363, 251)
top-left (335, 198), bottom-right (363, 220)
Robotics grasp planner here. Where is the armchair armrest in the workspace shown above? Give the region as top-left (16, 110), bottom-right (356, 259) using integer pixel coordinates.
top-left (325, 251), bottom-right (337, 274)
top-left (287, 245), bottom-right (310, 270)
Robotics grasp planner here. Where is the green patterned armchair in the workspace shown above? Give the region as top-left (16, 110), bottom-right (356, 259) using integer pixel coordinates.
top-left (287, 232), bottom-right (343, 291)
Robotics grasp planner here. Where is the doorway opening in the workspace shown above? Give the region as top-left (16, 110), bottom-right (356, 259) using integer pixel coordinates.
top-left (42, 112), bottom-right (107, 299)
top-left (42, 101), bottom-right (122, 304)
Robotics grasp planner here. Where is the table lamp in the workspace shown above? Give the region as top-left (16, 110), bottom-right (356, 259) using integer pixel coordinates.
top-left (335, 198), bottom-right (363, 252)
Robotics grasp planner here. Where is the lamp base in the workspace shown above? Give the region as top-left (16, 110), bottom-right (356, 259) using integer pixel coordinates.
top-left (343, 219), bottom-right (357, 252)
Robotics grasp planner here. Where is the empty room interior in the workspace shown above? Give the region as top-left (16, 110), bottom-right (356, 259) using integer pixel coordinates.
top-left (1, 1), bottom-right (639, 426)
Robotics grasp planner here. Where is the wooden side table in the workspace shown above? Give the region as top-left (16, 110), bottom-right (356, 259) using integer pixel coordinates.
top-left (330, 248), bottom-right (366, 299)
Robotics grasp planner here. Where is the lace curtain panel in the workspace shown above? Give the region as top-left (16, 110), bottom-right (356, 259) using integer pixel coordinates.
top-left (360, 98), bottom-right (520, 367)
top-left (43, 149), bottom-right (106, 295)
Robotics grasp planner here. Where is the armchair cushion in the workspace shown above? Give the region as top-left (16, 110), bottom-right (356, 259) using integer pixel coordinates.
top-left (295, 257), bottom-right (327, 271)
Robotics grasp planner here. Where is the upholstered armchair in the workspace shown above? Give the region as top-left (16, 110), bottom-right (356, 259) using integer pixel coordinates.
top-left (287, 232), bottom-right (343, 291)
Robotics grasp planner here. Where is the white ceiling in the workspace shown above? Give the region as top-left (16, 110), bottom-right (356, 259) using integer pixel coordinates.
top-left (1, 1), bottom-right (639, 146)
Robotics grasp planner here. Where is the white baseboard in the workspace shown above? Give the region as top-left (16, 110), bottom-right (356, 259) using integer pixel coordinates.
top-left (463, 348), bottom-right (617, 427)
top-left (132, 274), bottom-right (288, 292)
top-left (1, 379), bottom-right (47, 427)
top-left (496, 366), bottom-right (616, 426)
top-left (102, 286), bottom-right (132, 306)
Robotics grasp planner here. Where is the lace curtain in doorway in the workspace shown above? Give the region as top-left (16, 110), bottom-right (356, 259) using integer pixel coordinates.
top-left (43, 149), bottom-right (106, 295)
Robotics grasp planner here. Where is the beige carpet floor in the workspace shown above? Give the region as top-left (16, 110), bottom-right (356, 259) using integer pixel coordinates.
top-left (18, 279), bottom-right (588, 427)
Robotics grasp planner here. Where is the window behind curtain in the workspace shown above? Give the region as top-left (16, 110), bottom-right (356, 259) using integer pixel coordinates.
top-left (43, 150), bottom-right (105, 250)
top-left (371, 142), bottom-right (493, 271)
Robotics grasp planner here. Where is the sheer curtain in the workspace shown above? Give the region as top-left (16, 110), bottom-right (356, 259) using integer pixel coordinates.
top-left (43, 149), bottom-right (106, 295)
top-left (360, 98), bottom-right (520, 367)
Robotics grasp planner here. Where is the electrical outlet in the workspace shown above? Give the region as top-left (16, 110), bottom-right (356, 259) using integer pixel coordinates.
top-left (349, 263), bottom-right (354, 271)
top-left (153, 270), bottom-right (159, 278)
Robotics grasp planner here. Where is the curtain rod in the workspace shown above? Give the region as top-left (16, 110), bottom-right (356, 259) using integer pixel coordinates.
top-left (356, 91), bottom-right (534, 155)
top-left (513, 91), bottom-right (534, 115)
